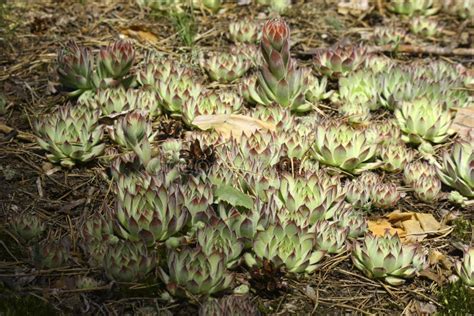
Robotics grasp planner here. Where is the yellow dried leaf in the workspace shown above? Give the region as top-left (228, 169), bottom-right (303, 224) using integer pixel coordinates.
top-left (402, 219), bottom-right (426, 242)
top-left (368, 219), bottom-right (403, 237)
top-left (386, 210), bottom-right (415, 223)
top-left (121, 26), bottom-right (159, 44)
top-left (415, 213), bottom-right (441, 233)
top-left (192, 114), bottom-right (276, 140)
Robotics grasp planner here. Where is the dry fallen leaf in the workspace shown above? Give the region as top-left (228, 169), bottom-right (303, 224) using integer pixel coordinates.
top-left (415, 213), bottom-right (441, 232)
top-left (403, 219), bottom-right (426, 242)
top-left (192, 114), bottom-right (276, 139)
top-left (451, 106), bottom-right (474, 138)
top-left (120, 25), bottom-right (159, 44)
top-left (368, 218), bottom-right (403, 237)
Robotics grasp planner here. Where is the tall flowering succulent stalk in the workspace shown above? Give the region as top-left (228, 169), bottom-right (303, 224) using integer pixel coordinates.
top-left (254, 18), bottom-right (307, 111)
top-left (455, 246), bottom-right (474, 288)
top-left (437, 137), bottom-right (474, 198)
top-left (244, 222), bottom-right (325, 274)
top-left (35, 105), bottom-right (105, 168)
top-left (57, 41), bottom-right (98, 96)
top-left (351, 232), bottom-right (426, 286)
top-left (159, 246), bottom-right (233, 297)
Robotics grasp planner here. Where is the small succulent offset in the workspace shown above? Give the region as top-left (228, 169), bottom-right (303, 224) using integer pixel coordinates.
top-left (412, 175), bottom-right (442, 203)
top-left (33, 240), bottom-right (69, 269)
top-left (254, 18), bottom-right (307, 111)
top-left (159, 246), bottom-right (233, 297)
top-left (200, 51), bottom-right (251, 83)
top-left (344, 178), bottom-right (372, 209)
top-left (372, 27), bottom-right (406, 47)
top-left (199, 295), bottom-right (261, 316)
top-left (334, 207), bottom-right (368, 238)
top-left (394, 97), bottom-right (454, 145)
top-left (57, 41), bottom-right (98, 96)
top-left (455, 246), bottom-right (474, 288)
top-left (442, 0), bottom-right (474, 19)
top-left (372, 182), bottom-right (401, 209)
top-left (81, 214), bottom-right (118, 267)
top-left (10, 213), bottom-right (45, 241)
top-left (304, 72), bottom-right (332, 103)
top-left (97, 40), bottom-right (135, 87)
top-left (314, 220), bottom-right (349, 254)
top-left (387, 0), bottom-right (440, 16)
top-left (410, 17), bottom-right (439, 37)
top-left (229, 19), bottom-right (261, 44)
top-left (35, 105), bottom-right (105, 168)
top-left (104, 240), bottom-right (156, 282)
top-left (380, 143), bottom-right (416, 172)
top-left (244, 222), bottom-right (325, 273)
top-left (338, 70), bottom-right (379, 110)
top-left (437, 137), bottom-right (474, 198)
top-left (108, 110), bottom-right (156, 150)
top-left (313, 43), bottom-right (366, 78)
top-left (404, 161), bottom-right (437, 186)
top-left (351, 232), bottom-right (426, 285)
top-left (197, 217), bottom-right (244, 268)
top-left (313, 121), bottom-right (379, 174)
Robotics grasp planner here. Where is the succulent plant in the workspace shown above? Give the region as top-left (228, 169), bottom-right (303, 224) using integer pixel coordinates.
top-left (180, 173), bottom-right (214, 224)
top-left (455, 246), bottom-right (474, 288)
top-left (338, 70), bottom-right (379, 110)
top-left (364, 55), bottom-right (393, 74)
top-left (76, 276), bottom-right (102, 290)
top-left (159, 246), bottom-right (233, 296)
top-left (380, 142), bottom-right (416, 172)
top-left (199, 295), bottom-right (261, 316)
top-left (367, 120), bottom-right (402, 147)
top-left (270, 0), bottom-right (291, 13)
top-left (57, 41), bottom-right (98, 96)
top-left (35, 105), bottom-right (105, 168)
top-left (351, 232), bottom-right (426, 285)
top-left (97, 40), bottom-right (135, 85)
top-left (314, 220), bottom-right (349, 254)
top-left (278, 172), bottom-right (345, 224)
top-left (255, 18), bottom-right (307, 111)
top-left (10, 213), bottom-right (45, 241)
top-left (442, 0), bottom-right (474, 19)
top-left (344, 178), bottom-right (372, 209)
top-left (108, 110), bottom-right (156, 150)
top-left (104, 240), bottom-right (155, 282)
top-left (229, 19), bottom-right (261, 44)
top-left (238, 130), bottom-right (282, 169)
top-left (410, 17), bottom-right (439, 37)
top-left (313, 43), bottom-right (366, 78)
top-left (200, 51), bottom-right (251, 83)
top-left (156, 65), bottom-right (202, 116)
top-left (113, 183), bottom-right (190, 245)
top-left (394, 97), bottom-right (454, 145)
top-left (404, 161), bottom-right (437, 186)
top-left (82, 87), bottom-right (135, 115)
top-left (33, 240), bottom-right (69, 269)
top-left (81, 213), bottom-right (118, 267)
top-left (334, 207), bottom-right (368, 238)
top-left (241, 75), bottom-right (273, 106)
top-left (412, 175), bottom-right (442, 203)
top-left (197, 217), bottom-right (244, 268)
top-left (437, 137), bottom-right (474, 198)
top-left (339, 102), bottom-right (371, 125)
top-left (304, 72), bottom-right (332, 103)
top-left (387, 0), bottom-right (440, 16)
top-left (312, 121), bottom-right (379, 174)
top-left (448, 190), bottom-right (468, 206)
top-left (160, 139), bottom-right (183, 164)
top-left (376, 67), bottom-right (412, 109)
top-left (372, 26), bottom-right (406, 46)
top-left (371, 182), bottom-right (401, 209)
top-left (201, 0), bottom-right (221, 12)
top-left (244, 222), bottom-right (325, 273)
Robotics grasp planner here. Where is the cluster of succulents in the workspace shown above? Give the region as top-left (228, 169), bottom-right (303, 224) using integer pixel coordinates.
top-left (57, 40), bottom-right (134, 97)
top-left (409, 17), bottom-right (439, 37)
top-left (352, 232), bottom-right (426, 285)
top-left (242, 18), bottom-right (308, 112)
top-left (200, 51), bottom-right (252, 83)
top-left (372, 26), bottom-right (406, 46)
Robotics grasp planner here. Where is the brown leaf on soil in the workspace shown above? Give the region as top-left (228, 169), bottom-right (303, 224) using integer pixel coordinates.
top-left (120, 25), bottom-right (159, 44)
top-left (403, 219), bottom-right (426, 242)
top-left (192, 114), bottom-right (276, 140)
top-left (451, 106), bottom-right (474, 139)
top-left (367, 219), bottom-right (403, 236)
